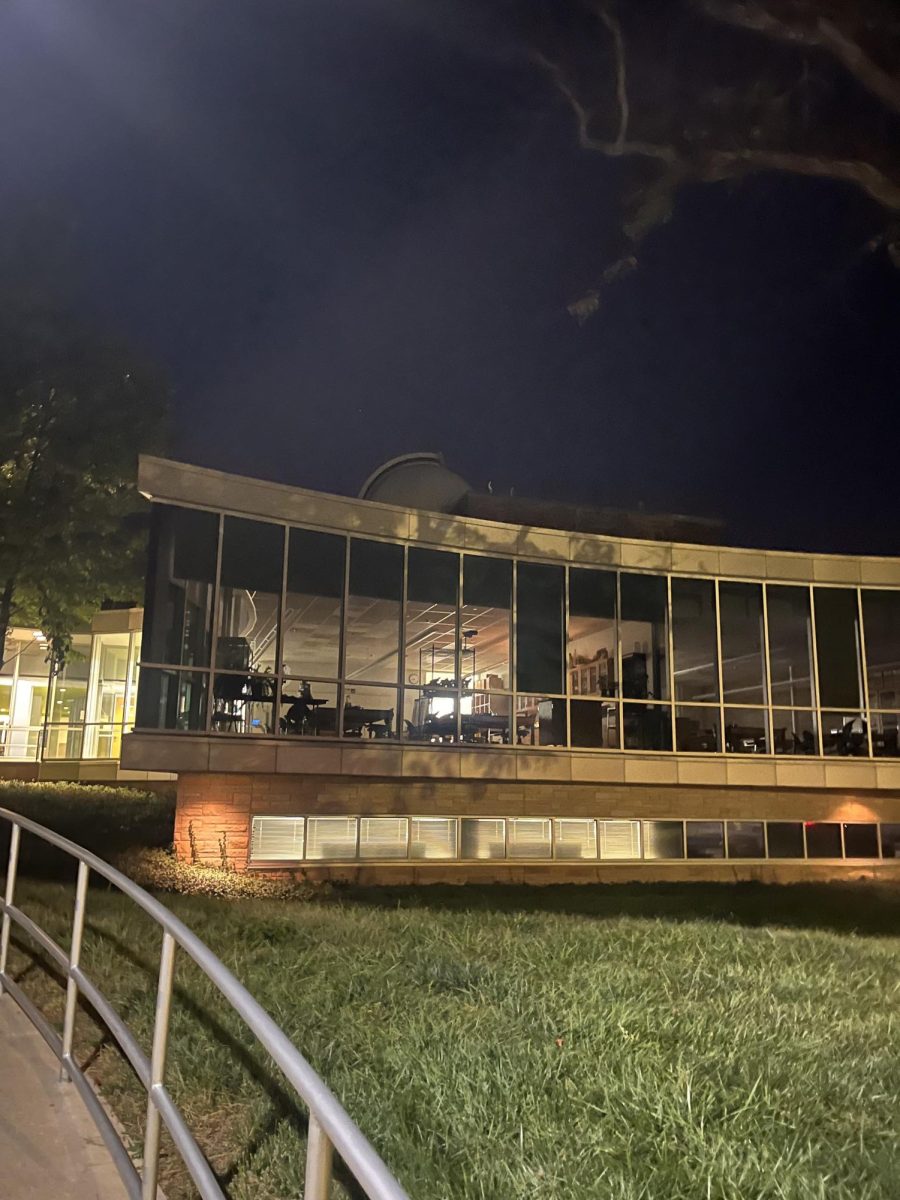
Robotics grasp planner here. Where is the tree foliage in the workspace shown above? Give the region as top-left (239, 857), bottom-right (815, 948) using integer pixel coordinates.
top-left (0, 303), bottom-right (167, 666)
top-left (509, 0), bottom-right (900, 317)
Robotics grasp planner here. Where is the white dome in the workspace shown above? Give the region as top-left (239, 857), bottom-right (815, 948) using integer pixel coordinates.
top-left (358, 453), bottom-right (471, 513)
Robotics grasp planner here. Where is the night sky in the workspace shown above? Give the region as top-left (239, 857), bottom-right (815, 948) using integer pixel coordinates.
top-left (2, 1), bottom-right (898, 555)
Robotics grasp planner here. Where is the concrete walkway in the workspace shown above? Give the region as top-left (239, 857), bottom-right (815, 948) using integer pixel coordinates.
top-left (0, 997), bottom-right (129, 1200)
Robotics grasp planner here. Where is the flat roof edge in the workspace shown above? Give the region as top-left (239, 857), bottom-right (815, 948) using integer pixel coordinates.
top-left (136, 455), bottom-right (900, 573)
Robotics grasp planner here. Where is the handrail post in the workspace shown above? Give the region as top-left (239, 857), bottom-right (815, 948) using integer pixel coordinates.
top-left (142, 931), bottom-right (176, 1200)
top-left (0, 822), bottom-right (21, 994)
top-left (305, 1113), bottom-right (335, 1200)
top-left (60, 860), bottom-right (90, 1081)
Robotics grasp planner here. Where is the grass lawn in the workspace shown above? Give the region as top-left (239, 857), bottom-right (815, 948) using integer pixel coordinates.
top-left (4, 873), bottom-right (898, 1200)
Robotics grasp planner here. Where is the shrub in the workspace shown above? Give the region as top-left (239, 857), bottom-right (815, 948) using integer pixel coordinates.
top-left (114, 847), bottom-right (325, 901)
top-left (0, 780), bottom-right (175, 876)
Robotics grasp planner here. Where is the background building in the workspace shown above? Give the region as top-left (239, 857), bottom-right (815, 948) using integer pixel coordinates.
top-left (0, 608), bottom-right (170, 785)
top-left (120, 456), bottom-right (900, 883)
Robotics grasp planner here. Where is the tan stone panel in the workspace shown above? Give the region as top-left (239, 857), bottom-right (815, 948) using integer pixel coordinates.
top-left (401, 749), bottom-right (461, 778)
top-left (516, 528), bottom-right (570, 561)
top-left (568, 536), bottom-right (621, 567)
top-left (121, 733), bottom-right (210, 773)
top-left (341, 746), bottom-right (404, 776)
top-left (765, 554), bottom-right (815, 581)
top-left (823, 761), bottom-right (878, 790)
top-left (716, 550), bottom-right (767, 580)
top-left (407, 512), bottom-right (468, 549)
top-left (875, 762), bottom-right (900, 790)
top-left (725, 760), bottom-right (777, 787)
top-left (670, 547), bottom-right (720, 576)
top-left (620, 542), bottom-right (673, 571)
top-left (457, 750), bottom-right (517, 780)
top-left (812, 557), bottom-right (861, 584)
top-left (515, 753), bottom-right (572, 781)
top-left (463, 520), bottom-right (520, 554)
top-left (677, 758), bottom-right (729, 786)
top-left (623, 756), bottom-right (678, 784)
top-left (570, 754), bottom-right (627, 783)
top-left (774, 759), bottom-right (826, 788)
top-left (274, 743), bottom-right (343, 775)
top-left (209, 740), bottom-right (278, 774)
top-left (90, 607), bottom-right (143, 634)
top-left (859, 559), bottom-right (900, 585)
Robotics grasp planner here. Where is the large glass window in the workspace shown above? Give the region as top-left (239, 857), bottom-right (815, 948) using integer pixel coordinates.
top-left (675, 706), bottom-right (720, 753)
top-left (85, 632), bottom-right (133, 758)
top-left (620, 574), bottom-right (668, 701)
top-left (516, 563), bottom-right (564, 695)
top-left (567, 569), bottom-right (617, 697)
top-left (772, 708), bottom-right (818, 755)
top-left (515, 696), bottom-right (565, 746)
top-left (814, 589), bottom-right (862, 710)
top-left (135, 667), bottom-right (208, 732)
top-left (405, 548), bottom-right (458, 686)
top-left (45, 634), bottom-right (91, 759)
top-left (461, 556), bottom-right (512, 693)
top-left (282, 528), bottom-right (344, 681)
top-left (569, 699), bottom-right (618, 748)
top-left (344, 539), bottom-right (403, 684)
top-left (686, 821), bottom-right (725, 858)
top-left (623, 703), bottom-right (672, 751)
top-left (280, 681), bottom-right (339, 737)
top-left (805, 821), bottom-right (842, 858)
top-left (143, 505), bottom-right (218, 667)
top-left (216, 517), bottom-right (283, 674)
top-left (719, 582), bottom-right (766, 705)
top-left (766, 586), bottom-right (813, 707)
top-left (862, 590), bottom-right (900, 710)
top-left (341, 684), bottom-right (398, 739)
top-left (2, 633), bottom-right (50, 759)
top-left (843, 824), bottom-right (878, 858)
top-left (724, 708), bottom-right (769, 754)
top-left (671, 578), bottom-right (718, 702)
top-left (871, 711), bottom-right (900, 758)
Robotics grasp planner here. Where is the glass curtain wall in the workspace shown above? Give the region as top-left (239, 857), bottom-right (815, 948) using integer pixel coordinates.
top-left (135, 504), bottom-right (900, 758)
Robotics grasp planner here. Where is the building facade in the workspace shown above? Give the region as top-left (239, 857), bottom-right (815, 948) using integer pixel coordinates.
top-left (122, 456), bottom-right (900, 883)
top-left (1, 608), bottom-right (168, 785)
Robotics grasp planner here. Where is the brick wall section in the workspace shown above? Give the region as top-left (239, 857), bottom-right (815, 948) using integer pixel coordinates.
top-left (174, 772), bottom-right (900, 884)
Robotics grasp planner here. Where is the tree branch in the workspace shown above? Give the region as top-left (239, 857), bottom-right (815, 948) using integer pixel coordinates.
top-left (699, 146), bottom-right (900, 211)
top-left (533, 52), bottom-right (680, 164)
top-left (698, 0), bottom-right (900, 116)
top-left (597, 3), bottom-right (629, 150)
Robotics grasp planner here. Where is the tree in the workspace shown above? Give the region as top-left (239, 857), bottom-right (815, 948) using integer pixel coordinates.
top-left (0, 303), bottom-right (167, 668)
top-left (509, 0), bottom-right (900, 318)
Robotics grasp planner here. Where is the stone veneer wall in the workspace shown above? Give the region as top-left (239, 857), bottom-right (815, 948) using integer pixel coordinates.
top-left (174, 773), bottom-right (900, 885)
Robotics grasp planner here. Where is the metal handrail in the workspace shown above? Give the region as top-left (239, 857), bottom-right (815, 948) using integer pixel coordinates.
top-left (0, 806), bottom-right (411, 1200)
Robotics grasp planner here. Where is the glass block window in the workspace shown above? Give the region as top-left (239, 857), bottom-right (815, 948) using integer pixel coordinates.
top-left (598, 820), bottom-right (641, 860)
top-left (553, 819), bottom-right (597, 860)
top-left (460, 818), bottom-right (506, 860)
top-left (410, 817), bottom-right (457, 859)
top-left (726, 821), bottom-right (765, 859)
top-left (686, 820), bottom-right (725, 859)
top-left (842, 823), bottom-right (879, 859)
top-left (250, 816), bottom-right (304, 862)
top-left (359, 817), bottom-right (408, 859)
top-left (642, 820), bottom-right (684, 859)
top-left (306, 816), bottom-right (357, 860)
top-left (507, 818), bottom-right (551, 859)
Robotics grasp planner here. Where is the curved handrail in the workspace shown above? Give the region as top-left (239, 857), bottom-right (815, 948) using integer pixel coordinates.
top-left (0, 806), bottom-right (410, 1200)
